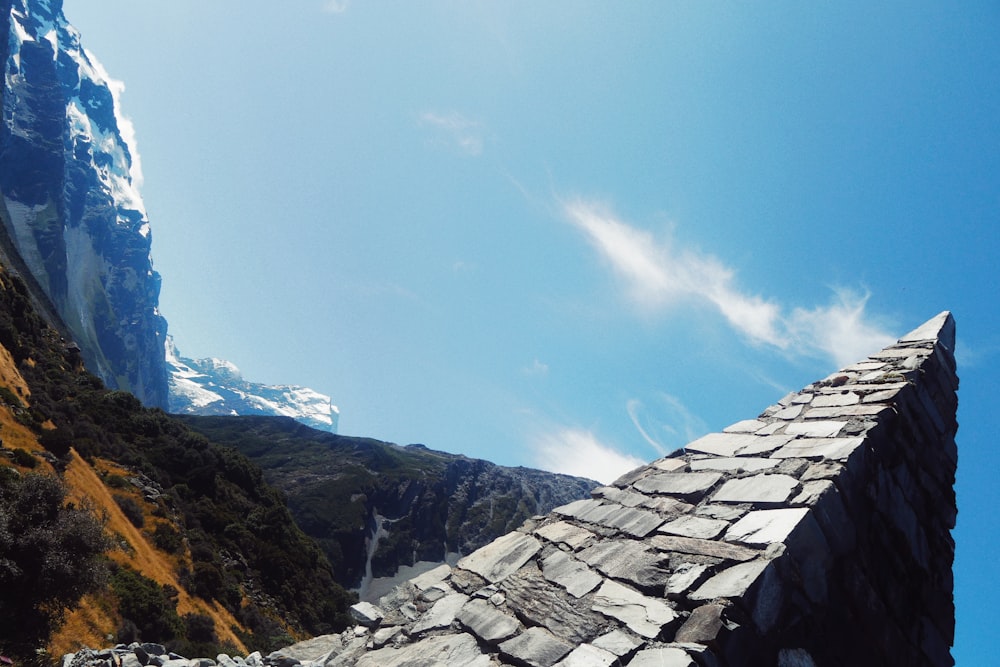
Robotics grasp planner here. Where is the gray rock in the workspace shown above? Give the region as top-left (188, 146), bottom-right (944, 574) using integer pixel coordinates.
top-left (632, 471), bottom-right (723, 501)
top-left (591, 579), bottom-right (678, 638)
top-left (456, 597), bottom-right (520, 643)
top-left (659, 514), bottom-right (729, 539)
top-left (650, 534), bottom-right (758, 562)
top-left (689, 560), bottom-right (771, 601)
top-left (457, 531), bottom-right (541, 583)
top-left (554, 643), bottom-right (617, 667)
top-left (665, 562), bottom-right (711, 598)
top-left (725, 508), bottom-right (810, 546)
top-left (783, 421), bottom-right (847, 438)
top-left (502, 564), bottom-right (605, 643)
top-left (590, 629), bottom-right (641, 657)
top-left (410, 563), bottom-right (451, 591)
top-left (499, 627), bottom-right (575, 667)
top-left (410, 592), bottom-right (469, 635)
top-left (629, 647), bottom-right (697, 667)
top-left (534, 520), bottom-right (597, 549)
top-left (354, 633), bottom-right (489, 667)
top-left (349, 601), bottom-right (384, 627)
top-left (711, 474), bottom-right (799, 504)
top-left (541, 549), bottom-right (603, 597)
top-left (579, 539), bottom-right (670, 590)
top-left (675, 604), bottom-right (726, 644)
top-left (689, 457), bottom-right (780, 473)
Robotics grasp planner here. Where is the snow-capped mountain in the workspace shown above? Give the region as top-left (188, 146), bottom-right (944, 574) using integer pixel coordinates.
top-left (166, 337), bottom-right (339, 433)
top-left (0, 0), bottom-right (339, 431)
top-left (0, 0), bottom-right (167, 405)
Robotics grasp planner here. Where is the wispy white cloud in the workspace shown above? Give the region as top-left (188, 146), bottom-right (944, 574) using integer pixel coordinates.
top-left (532, 428), bottom-right (643, 485)
top-left (627, 393), bottom-right (708, 457)
top-left (419, 111), bottom-right (484, 156)
top-left (322, 0), bottom-right (349, 14)
top-left (564, 198), bottom-right (894, 365)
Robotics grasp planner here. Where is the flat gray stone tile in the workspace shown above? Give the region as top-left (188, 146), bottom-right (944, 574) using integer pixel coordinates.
top-left (658, 514), bottom-right (730, 539)
top-left (499, 627), bottom-right (575, 667)
top-left (712, 474), bottom-right (799, 504)
top-left (456, 597), bottom-right (520, 644)
top-left (590, 630), bottom-right (641, 657)
top-left (650, 534), bottom-right (758, 562)
top-left (457, 531), bottom-right (542, 583)
top-left (725, 508), bottom-right (810, 545)
top-left (554, 643), bottom-right (617, 667)
top-left (690, 456), bottom-right (780, 472)
top-left (632, 471), bottom-right (723, 501)
top-left (541, 550), bottom-right (603, 598)
top-left (689, 559), bottom-right (771, 600)
top-left (784, 421), bottom-right (847, 437)
top-left (534, 520), bottom-right (597, 550)
top-left (771, 437), bottom-right (863, 461)
top-left (629, 647), bottom-right (697, 667)
top-left (355, 633), bottom-right (489, 667)
top-left (591, 580), bottom-right (679, 639)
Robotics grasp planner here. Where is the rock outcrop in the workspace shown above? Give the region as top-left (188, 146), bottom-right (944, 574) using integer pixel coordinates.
top-left (58, 313), bottom-right (959, 665)
top-left (281, 312), bottom-right (957, 666)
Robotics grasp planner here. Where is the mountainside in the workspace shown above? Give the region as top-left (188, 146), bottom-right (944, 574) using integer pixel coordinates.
top-left (0, 0), bottom-right (168, 406)
top-left (178, 415), bottom-right (598, 596)
top-left (0, 0), bottom-right (339, 429)
top-left (167, 338), bottom-right (339, 433)
top-left (0, 264), bottom-right (355, 658)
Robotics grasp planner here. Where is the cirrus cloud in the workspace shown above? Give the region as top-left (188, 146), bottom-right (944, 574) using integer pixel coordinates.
top-left (563, 198), bottom-right (893, 365)
top-left (532, 428), bottom-right (643, 485)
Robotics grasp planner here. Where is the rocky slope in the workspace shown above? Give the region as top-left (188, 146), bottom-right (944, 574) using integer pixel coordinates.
top-left (178, 415), bottom-right (598, 595)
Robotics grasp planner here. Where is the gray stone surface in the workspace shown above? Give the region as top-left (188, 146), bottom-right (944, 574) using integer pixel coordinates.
top-left (771, 437), bottom-right (863, 461)
top-left (725, 508), bottom-right (810, 545)
top-left (629, 647), bottom-right (697, 667)
top-left (632, 471), bottom-right (723, 500)
top-left (658, 514), bottom-right (730, 539)
top-left (534, 520), bottom-right (597, 549)
top-left (553, 644), bottom-right (617, 667)
top-left (348, 601), bottom-right (384, 627)
top-left (711, 474), bottom-right (800, 504)
top-left (355, 633), bottom-right (489, 667)
top-left (499, 627), bottom-right (575, 667)
top-left (590, 630), bottom-right (641, 656)
top-left (650, 534), bottom-right (759, 562)
top-left (457, 531), bottom-right (541, 583)
top-left (689, 559), bottom-right (771, 600)
top-left (690, 456), bottom-right (780, 472)
top-left (784, 421), bottom-right (847, 437)
top-left (675, 603), bottom-right (727, 644)
top-left (455, 598), bottom-right (520, 643)
top-left (410, 592), bottom-right (469, 635)
top-left (591, 580), bottom-right (679, 638)
top-left (541, 549), bottom-right (603, 597)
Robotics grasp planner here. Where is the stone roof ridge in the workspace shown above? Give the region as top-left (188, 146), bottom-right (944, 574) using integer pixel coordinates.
top-left (303, 313), bottom-right (959, 666)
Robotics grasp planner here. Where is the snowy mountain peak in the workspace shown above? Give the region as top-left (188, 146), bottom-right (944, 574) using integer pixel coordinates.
top-left (166, 337), bottom-right (339, 434)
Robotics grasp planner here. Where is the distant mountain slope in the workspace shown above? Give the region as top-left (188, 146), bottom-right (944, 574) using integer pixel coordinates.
top-left (178, 415), bottom-right (598, 592)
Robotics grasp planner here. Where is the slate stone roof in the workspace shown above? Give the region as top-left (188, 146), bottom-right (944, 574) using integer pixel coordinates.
top-left (294, 312), bottom-right (958, 667)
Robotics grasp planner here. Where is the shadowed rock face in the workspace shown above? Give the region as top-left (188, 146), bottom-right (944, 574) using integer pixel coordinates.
top-left (0, 0), bottom-right (168, 407)
top-left (283, 312), bottom-right (957, 667)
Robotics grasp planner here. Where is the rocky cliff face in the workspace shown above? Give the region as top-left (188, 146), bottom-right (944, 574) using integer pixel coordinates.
top-left (0, 0), bottom-right (168, 406)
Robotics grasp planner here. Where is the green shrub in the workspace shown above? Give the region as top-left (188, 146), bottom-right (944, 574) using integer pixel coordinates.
top-left (114, 494), bottom-right (145, 528)
top-left (9, 448), bottom-right (37, 468)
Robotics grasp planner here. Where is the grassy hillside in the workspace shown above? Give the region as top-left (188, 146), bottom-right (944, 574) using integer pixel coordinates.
top-left (0, 266), bottom-right (355, 661)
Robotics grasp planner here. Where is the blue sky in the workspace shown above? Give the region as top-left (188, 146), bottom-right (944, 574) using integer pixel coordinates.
top-left (63, 1), bottom-right (998, 661)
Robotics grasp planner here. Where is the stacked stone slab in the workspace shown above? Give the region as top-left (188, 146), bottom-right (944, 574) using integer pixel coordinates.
top-left (287, 312), bottom-right (958, 667)
top-left (61, 314), bottom-right (958, 667)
